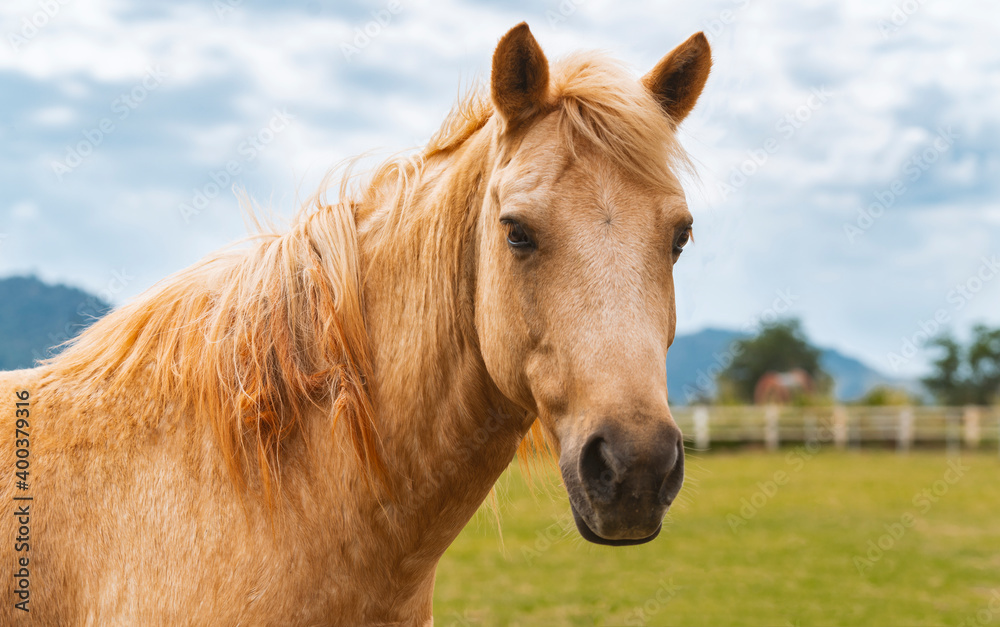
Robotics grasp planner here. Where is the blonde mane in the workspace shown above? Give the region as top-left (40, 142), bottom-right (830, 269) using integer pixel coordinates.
top-left (44, 51), bottom-right (691, 500)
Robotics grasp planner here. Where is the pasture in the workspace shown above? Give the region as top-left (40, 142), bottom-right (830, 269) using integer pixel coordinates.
top-left (435, 451), bottom-right (1000, 626)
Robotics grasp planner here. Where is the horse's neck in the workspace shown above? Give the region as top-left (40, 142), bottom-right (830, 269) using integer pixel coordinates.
top-left (354, 126), bottom-right (528, 551)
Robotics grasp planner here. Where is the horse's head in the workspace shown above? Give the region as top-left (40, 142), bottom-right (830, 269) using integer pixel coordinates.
top-left (476, 24), bottom-right (711, 545)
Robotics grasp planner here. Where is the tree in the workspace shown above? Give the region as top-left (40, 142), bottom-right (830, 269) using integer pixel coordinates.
top-left (857, 384), bottom-right (919, 407)
top-left (968, 325), bottom-right (1000, 405)
top-left (716, 319), bottom-right (830, 404)
top-left (924, 325), bottom-right (1000, 405)
top-left (921, 335), bottom-right (967, 405)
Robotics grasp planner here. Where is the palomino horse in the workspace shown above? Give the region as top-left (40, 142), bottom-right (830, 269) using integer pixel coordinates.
top-left (1, 23), bottom-right (710, 625)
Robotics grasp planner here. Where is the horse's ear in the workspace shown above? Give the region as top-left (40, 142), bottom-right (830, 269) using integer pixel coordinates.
top-left (642, 32), bottom-right (712, 126)
top-left (491, 22), bottom-right (550, 128)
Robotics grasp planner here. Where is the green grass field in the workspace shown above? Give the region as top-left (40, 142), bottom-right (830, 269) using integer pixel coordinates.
top-left (433, 451), bottom-right (1000, 626)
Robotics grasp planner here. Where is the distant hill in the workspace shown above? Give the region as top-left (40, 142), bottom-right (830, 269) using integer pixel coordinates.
top-left (0, 276), bottom-right (110, 370)
top-left (667, 328), bottom-right (912, 405)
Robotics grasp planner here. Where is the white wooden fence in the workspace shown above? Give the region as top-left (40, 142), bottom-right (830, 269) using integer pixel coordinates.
top-left (671, 405), bottom-right (1000, 453)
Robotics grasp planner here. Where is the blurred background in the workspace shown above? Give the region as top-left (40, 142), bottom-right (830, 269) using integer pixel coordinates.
top-left (1, 1), bottom-right (998, 625)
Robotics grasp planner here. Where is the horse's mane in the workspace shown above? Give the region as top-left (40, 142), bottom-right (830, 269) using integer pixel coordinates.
top-left (44, 51), bottom-right (690, 500)
top-left (45, 201), bottom-right (379, 502)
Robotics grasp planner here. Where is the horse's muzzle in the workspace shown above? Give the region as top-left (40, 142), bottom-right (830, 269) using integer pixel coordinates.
top-left (561, 419), bottom-right (684, 545)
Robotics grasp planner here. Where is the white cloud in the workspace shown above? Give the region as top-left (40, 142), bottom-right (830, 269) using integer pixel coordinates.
top-left (9, 201), bottom-right (39, 220)
top-left (28, 105), bottom-right (77, 126)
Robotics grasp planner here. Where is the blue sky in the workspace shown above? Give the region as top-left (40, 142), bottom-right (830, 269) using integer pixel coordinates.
top-left (1, 0), bottom-right (997, 377)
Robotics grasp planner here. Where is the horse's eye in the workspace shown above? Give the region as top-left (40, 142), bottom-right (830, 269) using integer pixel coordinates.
top-left (502, 219), bottom-right (535, 250)
top-left (674, 227), bottom-right (692, 255)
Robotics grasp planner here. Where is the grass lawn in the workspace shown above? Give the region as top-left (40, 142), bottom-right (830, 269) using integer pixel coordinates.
top-left (433, 450), bottom-right (1000, 626)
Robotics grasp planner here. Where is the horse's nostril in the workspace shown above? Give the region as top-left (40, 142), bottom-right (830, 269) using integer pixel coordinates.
top-left (580, 435), bottom-right (620, 503)
top-left (578, 424), bottom-right (684, 511)
top-left (659, 438), bottom-right (685, 506)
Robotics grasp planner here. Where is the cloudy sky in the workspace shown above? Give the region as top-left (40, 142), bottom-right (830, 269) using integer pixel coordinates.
top-left (1, 0), bottom-right (997, 377)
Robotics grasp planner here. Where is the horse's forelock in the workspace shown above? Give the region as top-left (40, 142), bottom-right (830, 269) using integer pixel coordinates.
top-left (420, 51), bottom-right (691, 193)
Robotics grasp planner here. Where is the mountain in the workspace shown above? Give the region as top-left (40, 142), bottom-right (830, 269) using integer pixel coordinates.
top-left (818, 348), bottom-right (907, 403)
top-left (667, 327), bottom-right (912, 405)
top-left (0, 276), bottom-right (110, 370)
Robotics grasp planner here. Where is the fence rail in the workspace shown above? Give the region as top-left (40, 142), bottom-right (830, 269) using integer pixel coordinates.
top-left (670, 405), bottom-right (1000, 453)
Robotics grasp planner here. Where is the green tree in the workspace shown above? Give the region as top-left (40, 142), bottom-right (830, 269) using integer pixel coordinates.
top-left (921, 334), bottom-right (967, 405)
top-left (968, 325), bottom-right (1000, 405)
top-left (924, 325), bottom-right (1000, 405)
top-left (716, 319), bottom-right (829, 404)
top-left (857, 384), bottom-right (919, 407)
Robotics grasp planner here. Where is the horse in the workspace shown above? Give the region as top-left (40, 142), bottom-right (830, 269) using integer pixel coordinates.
top-left (1, 23), bottom-right (711, 625)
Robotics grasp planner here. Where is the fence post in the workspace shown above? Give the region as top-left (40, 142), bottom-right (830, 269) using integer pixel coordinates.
top-left (946, 412), bottom-right (960, 458)
top-left (963, 406), bottom-right (981, 450)
top-left (694, 406), bottom-right (710, 451)
top-left (765, 405), bottom-right (779, 451)
top-left (897, 407), bottom-right (914, 453)
top-left (833, 406), bottom-right (848, 449)
top-left (805, 413), bottom-right (818, 446)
